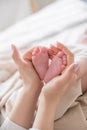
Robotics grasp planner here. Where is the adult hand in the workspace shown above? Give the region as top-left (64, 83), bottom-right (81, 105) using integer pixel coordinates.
top-left (12, 45), bottom-right (43, 90)
top-left (40, 63), bottom-right (79, 109)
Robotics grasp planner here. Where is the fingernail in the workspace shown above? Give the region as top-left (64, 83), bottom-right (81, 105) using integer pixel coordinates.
top-left (74, 63), bottom-right (79, 72)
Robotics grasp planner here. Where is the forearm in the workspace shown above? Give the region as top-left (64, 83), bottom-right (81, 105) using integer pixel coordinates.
top-left (9, 86), bottom-right (41, 129)
top-left (33, 99), bottom-right (56, 130)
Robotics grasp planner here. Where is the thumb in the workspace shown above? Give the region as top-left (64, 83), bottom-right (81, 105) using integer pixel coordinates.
top-left (62, 63), bottom-right (80, 83)
top-left (11, 44), bottom-right (23, 65)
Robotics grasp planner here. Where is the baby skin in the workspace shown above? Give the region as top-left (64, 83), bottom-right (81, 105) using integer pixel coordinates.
top-left (32, 44), bottom-right (67, 83)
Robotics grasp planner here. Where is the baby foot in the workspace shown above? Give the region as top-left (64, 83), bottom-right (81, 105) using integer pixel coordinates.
top-left (44, 51), bottom-right (66, 83)
top-left (32, 46), bottom-right (49, 80)
top-left (44, 44), bottom-right (67, 83)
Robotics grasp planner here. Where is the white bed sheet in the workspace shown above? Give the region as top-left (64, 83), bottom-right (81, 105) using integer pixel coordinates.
top-left (0, 0), bottom-right (87, 54)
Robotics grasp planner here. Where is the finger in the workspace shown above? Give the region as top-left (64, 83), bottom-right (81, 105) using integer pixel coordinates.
top-left (61, 63), bottom-right (80, 83)
top-left (23, 46), bottom-right (45, 61)
top-left (51, 63), bottom-right (80, 91)
top-left (23, 47), bottom-right (36, 61)
top-left (57, 42), bottom-right (73, 56)
top-left (60, 63), bottom-right (79, 90)
top-left (11, 44), bottom-right (23, 65)
top-left (57, 42), bottom-right (74, 65)
top-left (62, 63), bottom-right (80, 94)
top-left (48, 48), bottom-right (54, 56)
top-left (50, 44), bottom-right (60, 54)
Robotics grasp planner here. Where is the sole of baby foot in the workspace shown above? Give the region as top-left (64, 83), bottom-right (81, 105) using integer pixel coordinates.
top-left (32, 46), bottom-right (49, 80)
top-left (44, 53), bottom-right (66, 83)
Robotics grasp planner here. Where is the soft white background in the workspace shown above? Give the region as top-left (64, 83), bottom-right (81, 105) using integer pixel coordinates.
top-left (0, 0), bottom-right (56, 32)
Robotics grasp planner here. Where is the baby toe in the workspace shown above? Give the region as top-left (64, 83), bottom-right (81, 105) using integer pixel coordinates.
top-left (58, 51), bottom-right (64, 58)
top-left (32, 47), bottom-right (40, 56)
top-left (61, 65), bottom-right (66, 71)
top-left (63, 55), bottom-right (67, 65)
top-left (40, 47), bottom-right (47, 54)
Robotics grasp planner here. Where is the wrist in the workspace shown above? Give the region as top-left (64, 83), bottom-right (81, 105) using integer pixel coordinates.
top-left (39, 91), bottom-right (59, 111)
top-left (33, 98), bottom-right (55, 130)
top-left (22, 87), bottom-right (41, 100)
top-left (39, 95), bottom-right (57, 114)
top-left (24, 80), bottom-right (43, 92)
